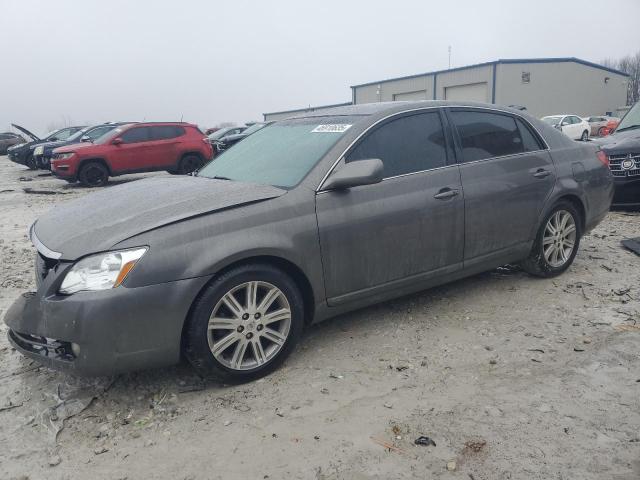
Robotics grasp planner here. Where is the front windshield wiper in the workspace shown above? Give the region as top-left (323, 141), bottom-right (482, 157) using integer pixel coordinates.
top-left (615, 124), bottom-right (640, 133)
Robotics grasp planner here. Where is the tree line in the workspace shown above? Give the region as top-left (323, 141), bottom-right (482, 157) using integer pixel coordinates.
top-left (601, 51), bottom-right (640, 105)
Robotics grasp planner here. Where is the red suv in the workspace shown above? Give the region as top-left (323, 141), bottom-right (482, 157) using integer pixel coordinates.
top-left (50, 123), bottom-right (212, 187)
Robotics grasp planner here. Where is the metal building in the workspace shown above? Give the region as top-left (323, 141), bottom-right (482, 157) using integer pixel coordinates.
top-left (351, 58), bottom-right (629, 118)
top-left (263, 58), bottom-right (629, 121)
top-left (263, 102), bottom-right (352, 122)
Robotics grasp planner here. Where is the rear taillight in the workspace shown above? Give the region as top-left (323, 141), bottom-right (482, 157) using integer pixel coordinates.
top-left (596, 150), bottom-right (609, 167)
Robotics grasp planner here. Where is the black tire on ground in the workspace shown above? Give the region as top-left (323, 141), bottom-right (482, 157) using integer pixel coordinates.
top-left (580, 130), bottom-right (589, 141)
top-left (25, 154), bottom-right (37, 170)
top-left (520, 201), bottom-right (582, 278)
top-left (178, 154), bottom-right (203, 175)
top-left (183, 263), bottom-right (305, 383)
top-left (597, 127), bottom-right (606, 137)
top-left (78, 161), bottom-right (109, 187)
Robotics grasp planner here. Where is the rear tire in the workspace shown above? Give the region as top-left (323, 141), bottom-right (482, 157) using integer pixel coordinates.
top-left (78, 161), bottom-right (109, 187)
top-left (183, 263), bottom-right (304, 383)
top-left (521, 201), bottom-right (581, 278)
top-left (178, 154), bottom-right (203, 175)
top-left (597, 127), bottom-right (606, 137)
top-left (580, 130), bottom-right (589, 141)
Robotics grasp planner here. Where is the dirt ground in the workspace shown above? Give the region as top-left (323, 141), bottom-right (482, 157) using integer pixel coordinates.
top-left (0, 157), bottom-right (639, 480)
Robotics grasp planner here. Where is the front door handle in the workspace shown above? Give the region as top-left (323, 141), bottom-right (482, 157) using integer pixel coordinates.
top-left (433, 188), bottom-right (459, 200)
top-left (533, 168), bottom-right (551, 178)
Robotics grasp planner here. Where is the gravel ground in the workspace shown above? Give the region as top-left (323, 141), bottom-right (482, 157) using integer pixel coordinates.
top-left (0, 157), bottom-right (639, 480)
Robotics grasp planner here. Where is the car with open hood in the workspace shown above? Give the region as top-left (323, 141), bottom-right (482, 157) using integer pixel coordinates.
top-left (592, 102), bottom-right (640, 207)
top-left (7, 124), bottom-right (85, 169)
top-left (32, 122), bottom-right (130, 170)
top-left (0, 132), bottom-right (26, 154)
top-left (4, 101), bottom-right (613, 382)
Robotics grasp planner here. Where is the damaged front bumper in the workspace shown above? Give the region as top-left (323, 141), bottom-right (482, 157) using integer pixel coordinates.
top-left (4, 270), bottom-right (210, 376)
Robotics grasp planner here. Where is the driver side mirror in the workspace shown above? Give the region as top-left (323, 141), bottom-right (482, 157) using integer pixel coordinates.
top-left (81, 135), bottom-right (91, 142)
top-left (112, 138), bottom-right (123, 145)
top-left (322, 158), bottom-right (383, 191)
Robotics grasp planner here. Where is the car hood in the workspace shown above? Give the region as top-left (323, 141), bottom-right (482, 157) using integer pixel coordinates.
top-left (52, 142), bottom-right (97, 154)
top-left (592, 128), bottom-right (640, 155)
top-left (11, 124), bottom-right (40, 142)
top-left (33, 176), bottom-right (286, 260)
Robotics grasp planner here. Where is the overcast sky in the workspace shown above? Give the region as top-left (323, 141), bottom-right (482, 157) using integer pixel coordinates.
top-left (2, 0), bottom-right (639, 135)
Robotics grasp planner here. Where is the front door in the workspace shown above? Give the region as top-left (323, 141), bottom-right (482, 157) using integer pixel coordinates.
top-left (448, 108), bottom-right (556, 263)
top-left (316, 110), bottom-right (465, 305)
top-left (110, 126), bottom-right (152, 172)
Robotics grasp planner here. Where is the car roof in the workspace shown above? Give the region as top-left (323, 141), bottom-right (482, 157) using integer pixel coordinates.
top-left (291, 100), bottom-right (539, 120)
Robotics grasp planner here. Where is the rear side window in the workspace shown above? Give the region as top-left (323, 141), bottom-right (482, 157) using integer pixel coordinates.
top-left (516, 118), bottom-right (544, 152)
top-left (151, 125), bottom-right (185, 140)
top-left (346, 112), bottom-right (447, 177)
top-left (451, 111), bottom-right (524, 162)
top-left (121, 127), bottom-right (150, 144)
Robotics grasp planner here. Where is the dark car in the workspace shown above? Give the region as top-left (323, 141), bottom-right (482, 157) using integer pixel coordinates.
top-left (0, 132), bottom-right (26, 154)
top-left (4, 101), bottom-right (613, 382)
top-left (212, 122), bottom-right (269, 154)
top-left (7, 125), bottom-right (85, 169)
top-left (592, 102), bottom-right (640, 207)
top-left (50, 122), bottom-right (213, 187)
top-left (33, 123), bottom-right (129, 170)
top-left (206, 126), bottom-right (246, 154)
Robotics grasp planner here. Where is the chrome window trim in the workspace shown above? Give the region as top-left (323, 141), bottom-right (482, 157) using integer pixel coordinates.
top-left (29, 223), bottom-right (62, 260)
top-left (316, 104), bottom-right (549, 192)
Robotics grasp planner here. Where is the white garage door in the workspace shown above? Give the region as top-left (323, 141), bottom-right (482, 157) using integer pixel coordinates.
top-left (444, 83), bottom-right (488, 102)
top-left (393, 90), bottom-right (427, 101)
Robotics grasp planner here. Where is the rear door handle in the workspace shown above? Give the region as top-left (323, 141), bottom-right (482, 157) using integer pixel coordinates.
top-left (433, 188), bottom-right (459, 200)
top-left (532, 168), bottom-right (551, 178)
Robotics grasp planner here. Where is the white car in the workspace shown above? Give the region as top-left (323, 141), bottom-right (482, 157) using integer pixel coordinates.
top-left (541, 115), bottom-right (590, 141)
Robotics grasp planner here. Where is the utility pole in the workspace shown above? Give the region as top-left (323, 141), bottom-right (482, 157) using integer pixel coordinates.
top-left (448, 45), bottom-right (452, 69)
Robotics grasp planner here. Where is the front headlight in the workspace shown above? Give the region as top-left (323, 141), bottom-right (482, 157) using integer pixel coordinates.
top-left (59, 248), bottom-right (147, 294)
top-left (56, 152), bottom-right (75, 160)
top-left (8, 143), bottom-right (25, 151)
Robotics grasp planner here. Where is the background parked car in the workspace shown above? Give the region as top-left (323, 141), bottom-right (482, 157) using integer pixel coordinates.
top-left (0, 132), bottom-right (26, 154)
top-left (592, 102), bottom-right (640, 207)
top-left (33, 122), bottom-right (130, 170)
top-left (541, 115), bottom-right (590, 141)
top-left (50, 122), bottom-right (212, 187)
top-left (7, 124), bottom-right (85, 169)
top-left (206, 126), bottom-right (246, 145)
top-left (212, 122), bottom-right (269, 153)
top-left (584, 115), bottom-right (621, 137)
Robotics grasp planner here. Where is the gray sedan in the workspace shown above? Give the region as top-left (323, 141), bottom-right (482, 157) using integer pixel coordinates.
top-left (4, 101), bottom-right (614, 382)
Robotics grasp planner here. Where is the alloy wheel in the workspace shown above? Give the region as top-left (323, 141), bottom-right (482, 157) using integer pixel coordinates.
top-left (207, 281), bottom-right (292, 371)
top-left (542, 210), bottom-right (576, 268)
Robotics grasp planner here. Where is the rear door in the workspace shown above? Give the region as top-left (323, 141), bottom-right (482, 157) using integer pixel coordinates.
top-left (316, 109), bottom-right (465, 305)
top-left (109, 126), bottom-right (151, 172)
top-left (147, 126), bottom-right (185, 168)
top-left (448, 108), bottom-right (555, 265)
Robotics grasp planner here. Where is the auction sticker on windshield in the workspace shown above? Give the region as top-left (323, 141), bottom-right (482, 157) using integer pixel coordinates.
top-left (311, 124), bottom-right (352, 133)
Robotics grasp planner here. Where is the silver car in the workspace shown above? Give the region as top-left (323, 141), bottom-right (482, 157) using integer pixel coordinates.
top-left (4, 101), bottom-right (614, 382)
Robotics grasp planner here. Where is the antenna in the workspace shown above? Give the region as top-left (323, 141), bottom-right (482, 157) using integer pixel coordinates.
top-left (448, 46), bottom-right (452, 69)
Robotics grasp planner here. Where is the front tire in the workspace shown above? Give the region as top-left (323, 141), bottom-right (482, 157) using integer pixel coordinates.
top-left (580, 130), bottom-right (589, 141)
top-left (521, 201), bottom-right (581, 278)
top-left (184, 263), bottom-right (305, 383)
top-left (78, 161), bottom-right (109, 187)
top-left (25, 154), bottom-right (37, 170)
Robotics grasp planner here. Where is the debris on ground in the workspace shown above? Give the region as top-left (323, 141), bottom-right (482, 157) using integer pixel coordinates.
top-left (414, 436), bottom-right (436, 447)
top-left (48, 454), bottom-right (62, 466)
top-left (370, 436), bottom-right (406, 455)
top-left (463, 439), bottom-right (487, 453)
top-left (447, 460), bottom-right (457, 471)
top-left (621, 238), bottom-right (640, 256)
top-left (22, 187), bottom-right (70, 195)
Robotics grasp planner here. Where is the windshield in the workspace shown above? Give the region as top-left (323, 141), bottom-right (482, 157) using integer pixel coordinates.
top-left (94, 125), bottom-right (132, 144)
top-left (241, 123), bottom-right (266, 135)
top-left (198, 117), bottom-right (358, 188)
top-left (208, 128), bottom-right (233, 141)
top-left (542, 116), bottom-right (562, 125)
top-left (616, 103), bottom-right (640, 132)
top-left (65, 127), bottom-right (92, 142)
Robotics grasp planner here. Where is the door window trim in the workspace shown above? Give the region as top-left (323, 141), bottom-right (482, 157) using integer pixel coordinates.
top-left (317, 106), bottom-right (449, 192)
top-left (445, 107), bottom-right (549, 165)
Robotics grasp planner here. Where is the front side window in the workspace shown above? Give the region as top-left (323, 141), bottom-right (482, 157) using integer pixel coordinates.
top-left (121, 127), bottom-right (150, 144)
top-left (451, 110), bottom-right (525, 162)
top-left (346, 112), bottom-right (447, 177)
top-left (86, 126), bottom-right (114, 140)
top-left (198, 116), bottom-right (358, 188)
top-left (55, 128), bottom-right (79, 140)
